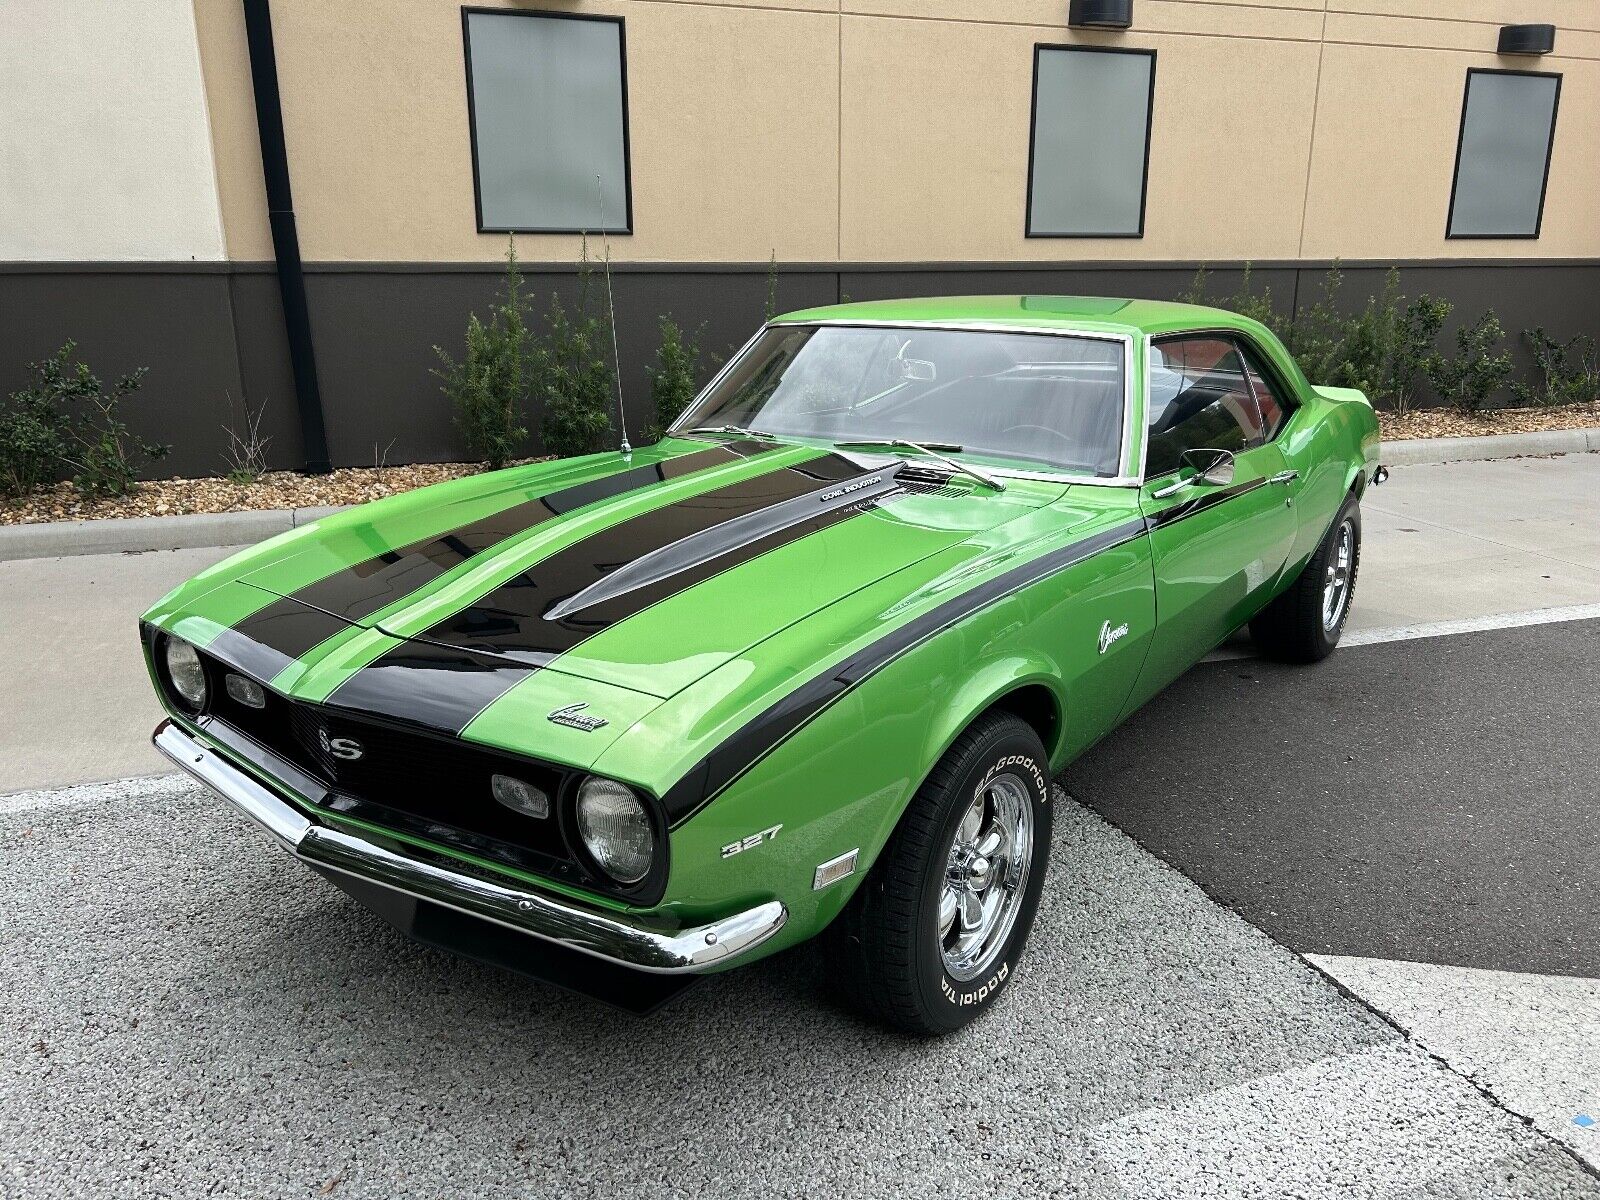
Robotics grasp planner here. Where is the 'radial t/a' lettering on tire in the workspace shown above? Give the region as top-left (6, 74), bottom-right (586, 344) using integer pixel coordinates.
top-left (832, 712), bottom-right (1053, 1035)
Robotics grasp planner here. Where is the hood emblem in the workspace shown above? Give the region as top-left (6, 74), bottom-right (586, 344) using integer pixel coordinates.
top-left (548, 702), bottom-right (608, 732)
top-left (1098, 620), bottom-right (1129, 655)
top-left (317, 728), bottom-right (365, 761)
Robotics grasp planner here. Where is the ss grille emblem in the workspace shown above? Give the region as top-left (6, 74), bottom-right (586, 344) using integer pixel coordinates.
top-left (317, 728), bottom-right (365, 761)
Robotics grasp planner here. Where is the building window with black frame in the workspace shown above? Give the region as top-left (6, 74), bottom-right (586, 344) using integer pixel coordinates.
top-left (461, 8), bottom-right (633, 234)
top-left (1446, 68), bottom-right (1560, 239)
top-left (1026, 46), bottom-right (1156, 238)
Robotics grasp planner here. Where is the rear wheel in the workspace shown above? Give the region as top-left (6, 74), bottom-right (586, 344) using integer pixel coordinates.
top-left (1251, 492), bottom-right (1361, 662)
top-left (831, 712), bottom-right (1052, 1035)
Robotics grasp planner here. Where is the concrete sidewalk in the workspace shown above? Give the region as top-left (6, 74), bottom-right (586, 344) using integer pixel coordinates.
top-left (1, 455), bottom-right (1597, 794)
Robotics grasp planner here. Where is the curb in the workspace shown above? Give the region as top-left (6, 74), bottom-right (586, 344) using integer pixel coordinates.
top-left (1, 426), bottom-right (1595, 561)
top-left (1381, 426), bottom-right (1600, 467)
top-left (0, 505), bottom-right (346, 562)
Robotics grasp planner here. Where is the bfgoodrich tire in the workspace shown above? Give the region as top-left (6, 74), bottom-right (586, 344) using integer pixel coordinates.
top-left (830, 712), bottom-right (1053, 1036)
top-left (1251, 492), bottom-right (1362, 663)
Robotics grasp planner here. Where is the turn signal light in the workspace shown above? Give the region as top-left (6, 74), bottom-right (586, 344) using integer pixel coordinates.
top-left (492, 774), bottom-right (549, 820)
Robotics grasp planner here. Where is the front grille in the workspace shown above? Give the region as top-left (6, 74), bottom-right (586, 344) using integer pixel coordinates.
top-left (201, 650), bottom-right (583, 885)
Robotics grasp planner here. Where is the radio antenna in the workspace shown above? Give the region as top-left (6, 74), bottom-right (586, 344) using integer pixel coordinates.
top-left (595, 175), bottom-right (631, 456)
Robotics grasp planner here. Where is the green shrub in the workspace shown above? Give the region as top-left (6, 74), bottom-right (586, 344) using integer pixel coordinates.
top-left (1, 341), bottom-right (166, 499)
top-left (433, 238), bottom-right (532, 469)
top-left (536, 279), bottom-right (617, 458)
top-left (1322, 270), bottom-right (1451, 414)
top-left (645, 317), bottom-right (703, 441)
top-left (1427, 311), bottom-right (1513, 413)
top-left (1178, 263), bottom-right (1285, 331)
top-left (0, 367), bottom-right (72, 498)
top-left (1510, 328), bottom-right (1600, 408)
top-left (1179, 264), bottom-right (1456, 412)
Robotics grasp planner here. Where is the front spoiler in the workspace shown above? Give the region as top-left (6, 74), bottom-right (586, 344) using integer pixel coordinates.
top-left (153, 720), bottom-right (786, 975)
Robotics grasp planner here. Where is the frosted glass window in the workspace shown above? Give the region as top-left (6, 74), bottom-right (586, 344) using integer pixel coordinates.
top-left (1028, 47), bottom-right (1155, 237)
top-left (464, 11), bottom-right (631, 232)
top-left (1448, 70), bottom-right (1560, 238)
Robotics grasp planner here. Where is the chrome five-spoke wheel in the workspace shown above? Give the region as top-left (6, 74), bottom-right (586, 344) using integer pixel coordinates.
top-left (1322, 519), bottom-right (1355, 631)
top-left (939, 772), bottom-right (1034, 982)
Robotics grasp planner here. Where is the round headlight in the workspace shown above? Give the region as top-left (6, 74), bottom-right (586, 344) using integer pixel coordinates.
top-left (164, 637), bottom-right (207, 710)
top-left (575, 777), bottom-right (655, 884)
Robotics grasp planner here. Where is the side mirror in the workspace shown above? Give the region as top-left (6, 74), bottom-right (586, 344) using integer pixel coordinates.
top-left (1151, 448), bottom-right (1235, 499)
top-left (1185, 447), bottom-right (1235, 486)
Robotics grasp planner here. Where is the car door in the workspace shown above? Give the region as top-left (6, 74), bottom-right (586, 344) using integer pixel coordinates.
top-left (1122, 334), bottom-right (1300, 714)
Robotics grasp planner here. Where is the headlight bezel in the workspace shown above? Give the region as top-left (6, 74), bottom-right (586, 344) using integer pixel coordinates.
top-left (159, 634), bottom-right (210, 713)
top-left (567, 775), bottom-right (663, 891)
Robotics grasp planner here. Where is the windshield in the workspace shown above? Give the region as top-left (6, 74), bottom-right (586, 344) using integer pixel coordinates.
top-left (675, 325), bottom-right (1127, 477)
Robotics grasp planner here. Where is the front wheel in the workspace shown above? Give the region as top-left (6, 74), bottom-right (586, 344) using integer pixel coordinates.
top-left (830, 712), bottom-right (1053, 1035)
top-left (1251, 492), bottom-right (1361, 662)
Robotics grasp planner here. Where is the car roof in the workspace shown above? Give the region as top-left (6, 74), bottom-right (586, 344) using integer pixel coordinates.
top-left (772, 294), bottom-right (1253, 338)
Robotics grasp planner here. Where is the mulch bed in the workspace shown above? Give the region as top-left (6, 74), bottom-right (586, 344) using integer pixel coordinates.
top-left (1379, 401), bottom-right (1599, 442)
top-left (2, 405), bottom-right (1596, 526)
top-left (0, 463), bottom-right (490, 526)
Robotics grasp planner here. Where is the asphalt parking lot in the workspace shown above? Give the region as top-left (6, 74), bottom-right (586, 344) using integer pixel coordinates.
top-left (4, 455), bottom-right (1599, 1197)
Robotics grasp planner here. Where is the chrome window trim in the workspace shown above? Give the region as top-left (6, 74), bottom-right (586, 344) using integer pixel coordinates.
top-left (671, 319), bottom-right (1141, 488)
top-left (1138, 326), bottom-right (1302, 484)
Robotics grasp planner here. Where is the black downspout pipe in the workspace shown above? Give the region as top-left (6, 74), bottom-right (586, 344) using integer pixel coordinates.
top-left (242, 0), bottom-right (332, 473)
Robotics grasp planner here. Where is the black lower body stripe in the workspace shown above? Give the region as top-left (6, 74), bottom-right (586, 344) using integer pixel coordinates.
top-left (228, 442), bottom-right (772, 666)
top-left (660, 516), bottom-right (1151, 825)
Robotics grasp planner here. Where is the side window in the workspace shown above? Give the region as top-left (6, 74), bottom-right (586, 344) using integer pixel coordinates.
top-left (1145, 337), bottom-right (1264, 477)
top-left (1237, 344), bottom-right (1289, 440)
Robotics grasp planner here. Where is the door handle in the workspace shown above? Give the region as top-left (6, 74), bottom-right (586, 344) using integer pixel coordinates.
top-left (1268, 470), bottom-right (1299, 485)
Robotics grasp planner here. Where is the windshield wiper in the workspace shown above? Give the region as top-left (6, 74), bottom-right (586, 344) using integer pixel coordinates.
top-left (684, 424), bottom-right (777, 441)
top-left (834, 439), bottom-right (1005, 492)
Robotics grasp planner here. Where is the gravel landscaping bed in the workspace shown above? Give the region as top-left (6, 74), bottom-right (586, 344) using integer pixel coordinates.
top-left (2, 404), bottom-right (1596, 526)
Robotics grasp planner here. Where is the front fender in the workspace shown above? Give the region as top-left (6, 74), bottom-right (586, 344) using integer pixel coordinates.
top-left (654, 527), bottom-right (1151, 969)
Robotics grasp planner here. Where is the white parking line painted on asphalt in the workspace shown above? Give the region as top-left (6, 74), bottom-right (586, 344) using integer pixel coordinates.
top-left (1202, 602), bottom-right (1600, 663)
top-left (1311, 955), bottom-right (1600, 1174)
top-left (1079, 1042), bottom-right (1574, 1199)
top-left (0, 771), bottom-right (193, 816)
top-left (1341, 602), bottom-right (1600, 647)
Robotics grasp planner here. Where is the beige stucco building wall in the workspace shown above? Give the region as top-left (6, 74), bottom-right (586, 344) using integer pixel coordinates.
top-left (190, 0), bottom-right (1600, 266)
top-left (1, 0), bottom-right (226, 261)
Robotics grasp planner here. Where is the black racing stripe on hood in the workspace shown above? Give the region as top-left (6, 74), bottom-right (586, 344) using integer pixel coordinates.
top-left (320, 639), bottom-right (537, 734)
top-left (660, 516), bottom-right (1151, 826)
top-left (321, 453), bottom-right (881, 735)
top-left (395, 453), bottom-right (875, 667)
top-left (228, 442), bottom-right (771, 667)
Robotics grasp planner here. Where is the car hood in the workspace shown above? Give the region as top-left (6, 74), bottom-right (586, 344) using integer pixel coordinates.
top-left (150, 440), bottom-right (1069, 754)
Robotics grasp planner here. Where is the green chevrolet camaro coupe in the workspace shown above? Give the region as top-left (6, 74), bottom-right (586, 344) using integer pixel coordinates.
top-left (144, 296), bottom-right (1381, 1034)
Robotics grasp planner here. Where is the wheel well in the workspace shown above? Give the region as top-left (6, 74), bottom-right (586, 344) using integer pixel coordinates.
top-left (986, 684), bottom-right (1061, 759)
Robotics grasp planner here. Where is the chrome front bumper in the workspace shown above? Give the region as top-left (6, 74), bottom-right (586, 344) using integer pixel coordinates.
top-left (153, 720), bottom-right (786, 974)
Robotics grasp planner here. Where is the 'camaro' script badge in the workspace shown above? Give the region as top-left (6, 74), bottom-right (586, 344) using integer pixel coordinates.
top-left (1098, 620), bottom-right (1129, 655)
top-left (317, 728), bottom-right (364, 761)
top-left (548, 702), bottom-right (608, 732)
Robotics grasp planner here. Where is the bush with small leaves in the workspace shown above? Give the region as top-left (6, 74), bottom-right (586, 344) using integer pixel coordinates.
top-left (645, 317), bottom-right (703, 442)
top-left (1427, 312), bottom-right (1513, 413)
top-left (434, 238), bottom-right (532, 469)
top-left (1, 341), bottom-right (166, 499)
top-left (1510, 328), bottom-right (1600, 408)
top-left (537, 290), bottom-right (617, 459)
